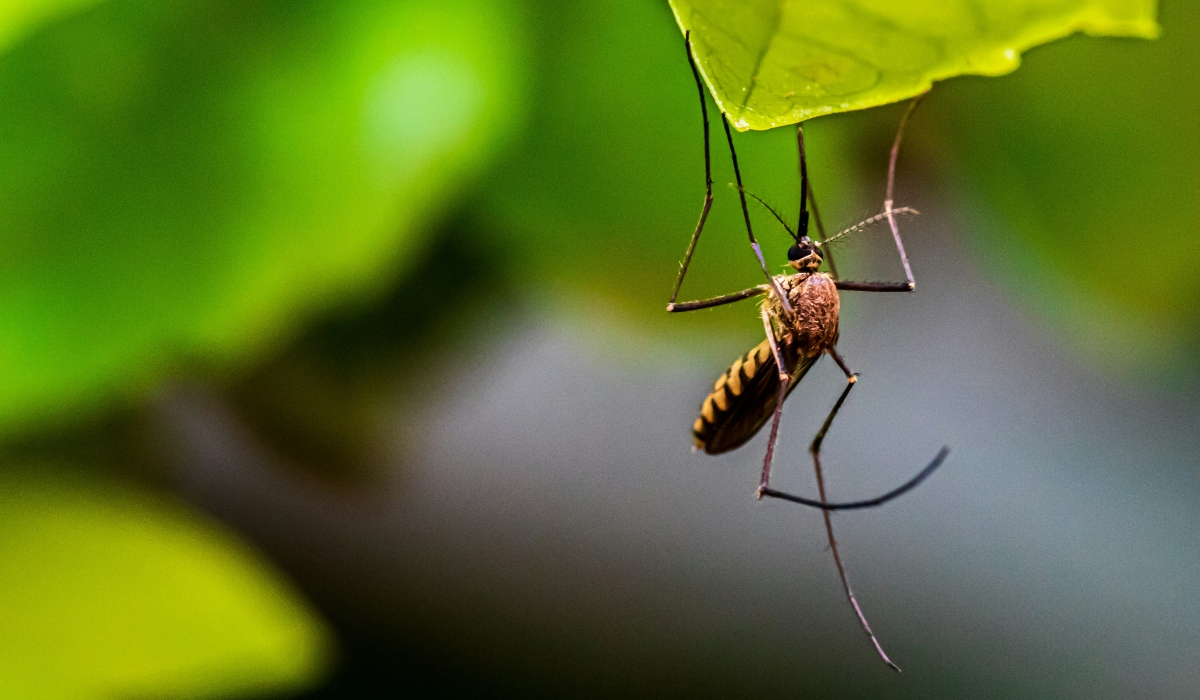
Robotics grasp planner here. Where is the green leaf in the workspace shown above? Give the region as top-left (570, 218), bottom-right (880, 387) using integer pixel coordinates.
top-left (935, 4), bottom-right (1200, 379)
top-left (0, 0), bottom-right (525, 440)
top-left (669, 0), bottom-right (1158, 130)
top-left (0, 469), bottom-right (330, 699)
top-left (481, 0), bottom-right (871, 337)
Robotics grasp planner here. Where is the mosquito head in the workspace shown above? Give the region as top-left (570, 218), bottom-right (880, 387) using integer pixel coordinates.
top-left (787, 238), bottom-right (822, 272)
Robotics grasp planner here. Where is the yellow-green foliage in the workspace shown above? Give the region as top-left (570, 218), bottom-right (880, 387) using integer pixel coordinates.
top-left (670, 0), bottom-right (1158, 129)
top-left (0, 470), bottom-right (330, 699)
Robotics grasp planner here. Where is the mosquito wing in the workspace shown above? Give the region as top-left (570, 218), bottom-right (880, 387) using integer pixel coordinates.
top-left (693, 338), bottom-right (819, 455)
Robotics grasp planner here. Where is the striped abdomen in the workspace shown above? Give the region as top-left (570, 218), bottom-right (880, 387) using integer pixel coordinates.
top-left (692, 339), bottom-right (818, 454)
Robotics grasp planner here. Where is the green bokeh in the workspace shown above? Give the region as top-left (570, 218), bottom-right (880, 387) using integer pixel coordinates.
top-left (0, 469), bottom-right (330, 699)
top-left (0, 0), bottom-right (525, 438)
top-left (936, 2), bottom-right (1200, 378)
top-left (0, 0), bottom-right (104, 55)
top-left (0, 0), bottom-right (1189, 696)
top-left (481, 0), bottom-right (872, 342)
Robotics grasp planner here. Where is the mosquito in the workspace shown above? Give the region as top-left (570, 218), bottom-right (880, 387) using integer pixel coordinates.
top-left (668, 32), bottom-right (950, 672)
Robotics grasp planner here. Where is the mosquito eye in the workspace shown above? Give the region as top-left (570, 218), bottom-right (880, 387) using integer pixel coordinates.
top-left (787, 244), bottom-right (805, 261)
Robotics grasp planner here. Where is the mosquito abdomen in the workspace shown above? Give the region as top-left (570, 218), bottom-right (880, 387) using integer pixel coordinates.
top-left (693, 340), bottom-right (773, 451)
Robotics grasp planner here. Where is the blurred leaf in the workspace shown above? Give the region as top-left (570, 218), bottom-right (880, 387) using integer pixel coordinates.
top-left (227, 223), bottom-right (514, 483)
top-left (669, 0), bottom-right (1158, 130)
top-left (481, 0), bottom-right (880, 340)
top-left (936, 4), bottom-right (1200, 378)
top-left (0, 0), bottom-right (104, 56)
top-left (0, 0), bottom-right (525, 439)
top-left (0, 469), bottom-right (330, 699)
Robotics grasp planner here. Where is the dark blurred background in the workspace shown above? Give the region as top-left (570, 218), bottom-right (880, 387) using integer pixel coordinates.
top-left (0, 0), bottom-right (1197, 698)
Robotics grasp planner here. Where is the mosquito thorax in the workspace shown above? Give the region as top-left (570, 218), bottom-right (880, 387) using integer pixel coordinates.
top-left (787, 240), bottom-right (822, 272)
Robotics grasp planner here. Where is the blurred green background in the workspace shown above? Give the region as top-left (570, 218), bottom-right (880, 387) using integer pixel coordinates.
top-left (1, 0), bottom-right (1198, 698)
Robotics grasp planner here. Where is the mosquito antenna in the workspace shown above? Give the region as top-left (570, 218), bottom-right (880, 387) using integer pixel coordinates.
top-left (816, 207), bottom-right (919, 248)
top-left (738, 187), bottom-right (799, 241)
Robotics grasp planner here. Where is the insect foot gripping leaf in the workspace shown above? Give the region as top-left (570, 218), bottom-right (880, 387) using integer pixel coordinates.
top-left (669, 0), bottom-right (1158, 130)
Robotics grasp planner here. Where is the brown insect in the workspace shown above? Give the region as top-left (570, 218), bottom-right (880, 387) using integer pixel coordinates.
top-left (669, 32), bottom-right (949, 671)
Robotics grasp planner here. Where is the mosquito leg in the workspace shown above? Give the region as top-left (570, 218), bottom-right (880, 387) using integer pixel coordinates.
top-left (791, 122), bottom-right (844, 281)
top-left (794, 124), bottom-right (840, 278)
top-left (755, 331), bottom-right (947, 509)
top-left (759, 448), bottom-right (949, 511)
top-left (825, 97), bottom-right (927, 294)
top-left (814, 449), bottom-right (902, 672)
top-left (668, 32), bottom-right (714, 307)
top-left (834, 280), bottom-right (913, 293)
top-left (882, 95), bottom-right (926, 291)
top-left (723, 117), bottom-right (792, 314)
top-left (812, 346), bottom-right (901, 671)
top-left (668, 284), bottom-right (768, 313)
top-left (748, 314), bottom-right (947, 512)
top-left (756, 306), bottom-right (790, 497)
top-left (806, 178), bottom-right (839, 280)
top-left (794, 124), bottom-right (812, 239)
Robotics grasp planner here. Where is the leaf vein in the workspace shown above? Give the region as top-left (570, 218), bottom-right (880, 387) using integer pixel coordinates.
top-left (738, 0), bottom-right (785, 119)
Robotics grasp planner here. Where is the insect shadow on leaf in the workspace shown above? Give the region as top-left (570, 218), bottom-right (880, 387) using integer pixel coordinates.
top-left (668, 31), bottom-right (950, 672)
